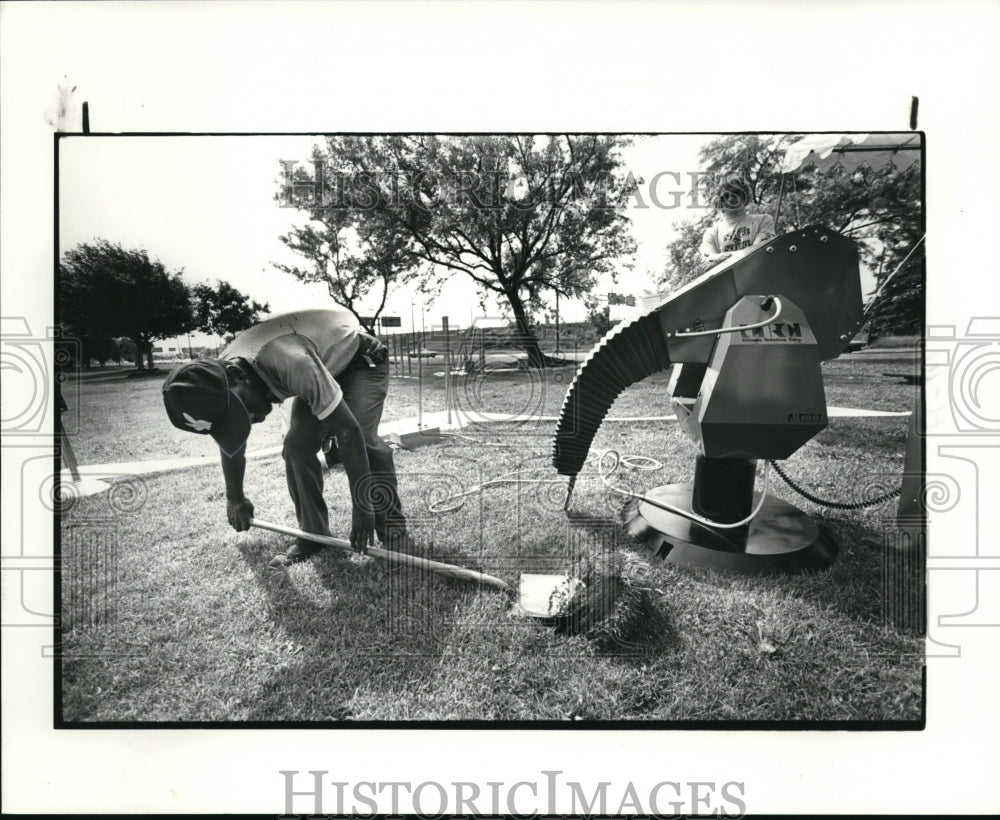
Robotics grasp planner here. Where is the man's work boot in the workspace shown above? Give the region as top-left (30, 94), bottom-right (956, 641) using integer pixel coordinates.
top-left (268, 539), bottom-right (320, 569)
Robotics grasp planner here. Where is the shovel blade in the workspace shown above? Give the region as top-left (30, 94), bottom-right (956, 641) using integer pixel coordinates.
top-left (517, 573), bottom-right (584, 619)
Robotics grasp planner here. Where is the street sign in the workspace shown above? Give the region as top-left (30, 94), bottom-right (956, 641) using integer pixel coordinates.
top-left (380, 316), bottom-right (402, 327)
top-left (607, 293), bottom-right (636, 306)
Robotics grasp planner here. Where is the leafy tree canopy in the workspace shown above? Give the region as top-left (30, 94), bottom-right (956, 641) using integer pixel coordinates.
top-left (276, 135), bottom-right (638, 364)
top-left (59, 239), bottom-right (194, 368)
top-left (192, 280), bottom-right (270, 338)
top-left (659, 135), bottom-right (923, 335)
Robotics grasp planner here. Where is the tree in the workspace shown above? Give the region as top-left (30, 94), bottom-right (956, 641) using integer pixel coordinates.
top-left (659, 213), bottom-right (715, 291)
top-left (192, 280), bottom-right (270, 338)
top-left (59, 240), bottom-right (194, 369)
top-left (657, 135), bottom-right (924, 335)
top-left (81, 335), bottom-right (120, 367)
top-left (583, 293), bottom-right (612, 337)
top-left (697, 134), bottom-right (793, 216)
top-left (794, 161), bottom-right (923, 336)
top-left (276, 135), bottom-right (638, 366)
top-left (866, 239), bottom-right (924, 336)
top-left (659, 135), bottom-right (801, 292)
top-left (274, 171), bottom-right (414, 334)
top-left (117, 337), bottom-right (137, 365)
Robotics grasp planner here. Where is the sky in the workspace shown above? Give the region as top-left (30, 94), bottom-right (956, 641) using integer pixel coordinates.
top-left (58, 133), bottom-right (716, 345)
top-left (58, 132), bottom-right (883, 348)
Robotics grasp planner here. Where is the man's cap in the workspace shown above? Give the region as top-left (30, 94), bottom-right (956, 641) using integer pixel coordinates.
top-left (162, 359), bottom-right (251, 457)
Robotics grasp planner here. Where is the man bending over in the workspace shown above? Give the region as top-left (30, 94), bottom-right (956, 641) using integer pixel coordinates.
top-left (162, 308), bottom-right (413, 569)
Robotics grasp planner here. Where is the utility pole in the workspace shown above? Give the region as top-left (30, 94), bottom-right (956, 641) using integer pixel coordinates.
top-left (409, 300), bottom-right (416, 377)
top-left (555, 289), bottom-right (560, 355)
top-left (417, 335), bottom-right (423, 429)
top-left (442, 315), bottom-right (451, 425)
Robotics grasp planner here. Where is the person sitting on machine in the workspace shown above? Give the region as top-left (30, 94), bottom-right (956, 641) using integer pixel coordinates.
top-left (699, 173), bottom-right (776, 270)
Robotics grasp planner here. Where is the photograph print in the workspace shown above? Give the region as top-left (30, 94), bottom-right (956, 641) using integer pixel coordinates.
top-left (54, 131), bottom-right (926, 726)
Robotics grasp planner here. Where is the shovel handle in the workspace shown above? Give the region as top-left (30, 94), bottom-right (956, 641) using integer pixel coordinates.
top-left (249, 518), bottom-right (513, 594)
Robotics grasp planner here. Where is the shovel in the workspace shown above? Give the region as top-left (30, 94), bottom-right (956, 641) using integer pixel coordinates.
top-left (248, 518), bottom-right (582, 620)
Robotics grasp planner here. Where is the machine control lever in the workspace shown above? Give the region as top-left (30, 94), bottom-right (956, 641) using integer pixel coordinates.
top-left (670, 296), bottom-right (782, 339)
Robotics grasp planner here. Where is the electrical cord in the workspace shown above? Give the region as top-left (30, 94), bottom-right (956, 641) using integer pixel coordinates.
top-left (425, 442), bottom-right (666, 515)
top-left (427, 467), bottom-right (568, 514)
top-left (427, 425), bottom-right (900, 522)
top-left (768, 459), bottom-right (900, 510)
top-left (596, 450), bottom-right (771, 530)
top-left (429, 436), bottom-right (766, 532)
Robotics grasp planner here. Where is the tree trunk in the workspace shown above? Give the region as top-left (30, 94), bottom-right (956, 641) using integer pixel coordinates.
top-left (131, 336), bottom-right (145, 370)
top-left (133, 338), bottom-right (155, 370)
top-left (506, 289), bottom-right (546, 368)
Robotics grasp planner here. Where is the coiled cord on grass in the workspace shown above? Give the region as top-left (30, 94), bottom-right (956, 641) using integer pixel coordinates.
top-left (596, 449), bottom-right (771, 529)
top-left (426, 448), bottom-right (666, 514)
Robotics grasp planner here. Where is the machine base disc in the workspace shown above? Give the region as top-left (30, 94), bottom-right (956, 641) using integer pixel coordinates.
top-left (622, 482), bottom-right (837, 575)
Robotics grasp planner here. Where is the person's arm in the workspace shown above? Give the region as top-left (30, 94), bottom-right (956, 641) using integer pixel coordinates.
top-left (753, 214), bottom-right (776, 244)
top-left (700, 224), bottom-right (731, 267)
top-left (703, 250), bottom-right (732, 267)
top-left (257, 335), bottom-right (375, 550)
top-left (221, 451), bottom-right (254, 531)
top-left (320, 399), bottom-right (375, 552)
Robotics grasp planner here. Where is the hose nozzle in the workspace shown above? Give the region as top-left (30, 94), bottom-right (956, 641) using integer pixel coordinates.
top-left (563, 475), bottom-right (577, 511)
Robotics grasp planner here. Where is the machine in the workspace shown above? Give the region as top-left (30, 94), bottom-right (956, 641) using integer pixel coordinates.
top-left (551, 224), bottom-right (865, 574)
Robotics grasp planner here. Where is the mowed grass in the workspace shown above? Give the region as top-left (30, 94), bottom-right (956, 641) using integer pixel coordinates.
top-left (59, 355), bottom-right (923, 723)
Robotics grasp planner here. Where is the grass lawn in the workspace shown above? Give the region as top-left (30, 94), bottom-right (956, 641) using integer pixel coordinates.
top-left (58, 355), bottom-right (924, 723)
